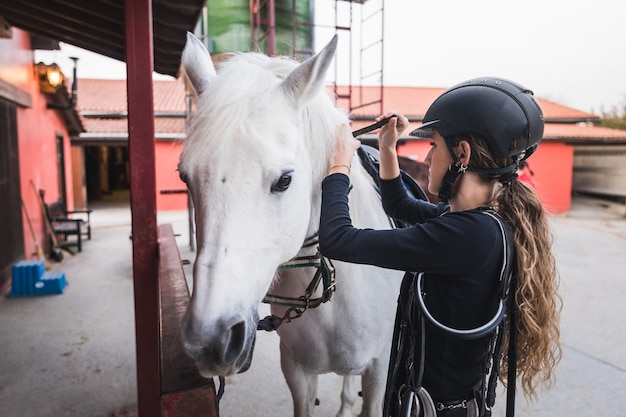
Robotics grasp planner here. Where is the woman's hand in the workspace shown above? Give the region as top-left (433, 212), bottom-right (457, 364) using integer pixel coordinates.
top-left (378, 112), bottom-right (409, 151)
top-left (329, 124), bottom-right (361, 176)
top-left (377, 112), bottom-right (407, 180)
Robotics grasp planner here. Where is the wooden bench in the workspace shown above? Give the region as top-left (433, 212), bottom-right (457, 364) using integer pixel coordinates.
top-left (44, 201), bottom-right (92, 253)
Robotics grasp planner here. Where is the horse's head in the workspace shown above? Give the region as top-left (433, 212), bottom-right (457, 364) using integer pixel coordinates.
top-left (178, 33), bottom-right (346, 376)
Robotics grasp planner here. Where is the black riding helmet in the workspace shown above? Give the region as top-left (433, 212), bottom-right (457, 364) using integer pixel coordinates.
top-left (409, 77), bottom-right (544, 202)
top-left (410, 77), bottom-right (544, 161)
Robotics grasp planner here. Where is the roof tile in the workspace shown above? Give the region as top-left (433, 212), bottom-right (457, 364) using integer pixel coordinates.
top-left (78, 79), bottom-right (626, 142)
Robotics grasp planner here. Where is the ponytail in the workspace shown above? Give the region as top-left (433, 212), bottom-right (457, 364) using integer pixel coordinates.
top-left (496, 179), bottom-right (562, 399)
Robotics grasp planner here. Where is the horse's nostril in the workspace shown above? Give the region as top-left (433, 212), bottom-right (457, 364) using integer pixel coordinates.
top-left (222, 320), bottom-right (246, 364)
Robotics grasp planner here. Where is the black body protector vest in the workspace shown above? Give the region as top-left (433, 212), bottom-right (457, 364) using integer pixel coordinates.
top-left (382, 210), bottom-right (517, 417)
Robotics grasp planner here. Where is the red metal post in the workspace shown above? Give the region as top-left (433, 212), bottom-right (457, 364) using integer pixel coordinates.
top-left (124, 0), bottom-right (160, 416)
top-left (250, 0), bottom-right (275, 55)
top-left (268, 0), bottom-right (275, 56)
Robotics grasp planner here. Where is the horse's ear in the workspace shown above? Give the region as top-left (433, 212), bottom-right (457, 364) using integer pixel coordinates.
top-left (279, 35), bottom-right (338, 105)
top-left (182, 32), bottom-right (217, 96)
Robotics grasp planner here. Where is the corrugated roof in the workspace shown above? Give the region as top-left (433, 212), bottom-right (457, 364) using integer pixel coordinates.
top-left (336, 85), bottom-right (600, 122)
top-left (81, 117), bottom-right (186, 135)
top-left (75, 78), bottom-right (626, 144)
top-left (78, 79), bottom-right (186, 113)
top-left (76, 78), bottom-right (187, 144)
top-left (80, 79), bottom-right (600, 121)
top-left (544, 123), bottom-right (626, 142)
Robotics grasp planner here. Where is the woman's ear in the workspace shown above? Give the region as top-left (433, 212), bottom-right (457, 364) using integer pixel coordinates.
top-left (456, 140), bottom-right (471, 165)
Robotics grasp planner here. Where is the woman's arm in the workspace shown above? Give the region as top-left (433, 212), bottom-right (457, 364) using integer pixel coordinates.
top-left (319, 174), bottom-right (500, 274)
top-left (376, 112), bottom-right (443, 223)
top-left (381, 176), bottom-right (443, 224)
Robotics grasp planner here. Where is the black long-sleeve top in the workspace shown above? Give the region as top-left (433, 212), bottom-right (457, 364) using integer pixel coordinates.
top-left (319, 173), bottom-right (511, 401)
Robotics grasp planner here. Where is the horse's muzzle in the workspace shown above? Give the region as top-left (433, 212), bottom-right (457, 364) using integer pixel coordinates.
top-left (182, 312), bottom-right (257, 376)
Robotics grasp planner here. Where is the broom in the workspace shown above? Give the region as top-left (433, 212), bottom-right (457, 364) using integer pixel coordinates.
top-left (29, 180), bottom-right (65, 262)
top-left (21, 199), bottom-right (51, 270)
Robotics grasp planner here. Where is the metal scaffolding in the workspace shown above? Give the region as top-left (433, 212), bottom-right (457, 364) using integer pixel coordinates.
top-left (250, 0), bottom-right (386, 115)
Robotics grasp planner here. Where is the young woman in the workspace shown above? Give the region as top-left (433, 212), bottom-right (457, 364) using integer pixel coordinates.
top-left (319, 78), bottom-right (561, 416)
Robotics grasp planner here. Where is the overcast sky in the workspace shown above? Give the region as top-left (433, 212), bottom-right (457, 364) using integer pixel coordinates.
top-left (36, 0), bottom-right (626, 115)
top-left (377, 0), bottom-right (626, 114)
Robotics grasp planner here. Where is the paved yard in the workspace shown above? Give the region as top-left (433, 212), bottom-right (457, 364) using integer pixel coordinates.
top-left (0, 195), bottom-right (624, 416)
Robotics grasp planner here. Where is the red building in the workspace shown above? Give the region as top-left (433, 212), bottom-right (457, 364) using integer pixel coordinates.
top-left (76, 80), bottom-right (626, 216)
top-left (0, 27), bottom-right (84, 285)
top-left (73, 78), bottom-right (188, 211)
top-left (343, 86), bottom-right (626, 214)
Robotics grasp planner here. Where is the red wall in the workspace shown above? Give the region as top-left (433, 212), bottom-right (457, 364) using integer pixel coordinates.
top-left (398, 139), bottom-right (573, 214)
top-left (524, 142), bottom-right (573, 213)
top-left (155, 141), bottom-right (188, 211)
top-left (0, 28), bottom-right (75, 260)
top-left (153, 137), bottom-right (574, 214)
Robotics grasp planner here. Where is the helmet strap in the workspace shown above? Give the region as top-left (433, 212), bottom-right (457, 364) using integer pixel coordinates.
top-left (437, 162), bottom-right (467, 202)
top-left (467, 162), bottom-right (518, 179)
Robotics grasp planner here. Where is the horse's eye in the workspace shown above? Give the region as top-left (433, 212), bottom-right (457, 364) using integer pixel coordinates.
top-left (272, 172), bottom-right (292, 193)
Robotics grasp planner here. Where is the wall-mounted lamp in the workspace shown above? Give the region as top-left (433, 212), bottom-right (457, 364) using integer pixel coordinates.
top-left (38, 56), bottom-right (79, 110)
top-left (45, 63), bottom-right (64, 88)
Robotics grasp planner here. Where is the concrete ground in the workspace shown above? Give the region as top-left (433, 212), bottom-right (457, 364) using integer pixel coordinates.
top-left (0, 193), bottom-right (625, 417)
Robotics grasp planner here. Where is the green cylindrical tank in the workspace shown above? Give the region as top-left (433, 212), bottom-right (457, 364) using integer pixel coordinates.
top-left (204, 0), bottom-right (313, 57)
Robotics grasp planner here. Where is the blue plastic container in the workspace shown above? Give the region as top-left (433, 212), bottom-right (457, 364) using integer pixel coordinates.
top-left (10, 260), bottom-right (66, 296)
top-left (34, 271), bottom-right (67, 295)
top-left (10, 260), bottom-right (45, 297)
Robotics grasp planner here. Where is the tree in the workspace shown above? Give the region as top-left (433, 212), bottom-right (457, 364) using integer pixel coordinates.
top-left (599, 98), bottom-right (626, 131)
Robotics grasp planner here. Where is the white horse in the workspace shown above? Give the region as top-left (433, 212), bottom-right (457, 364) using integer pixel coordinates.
top-left (179, 33), bottom-right (404, 417)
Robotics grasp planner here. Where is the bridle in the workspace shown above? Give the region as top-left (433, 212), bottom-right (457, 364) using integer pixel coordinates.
top-left (257, 117), bottom-right (395, 332)
top-left (258, 233), bottom-right (336, 331)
